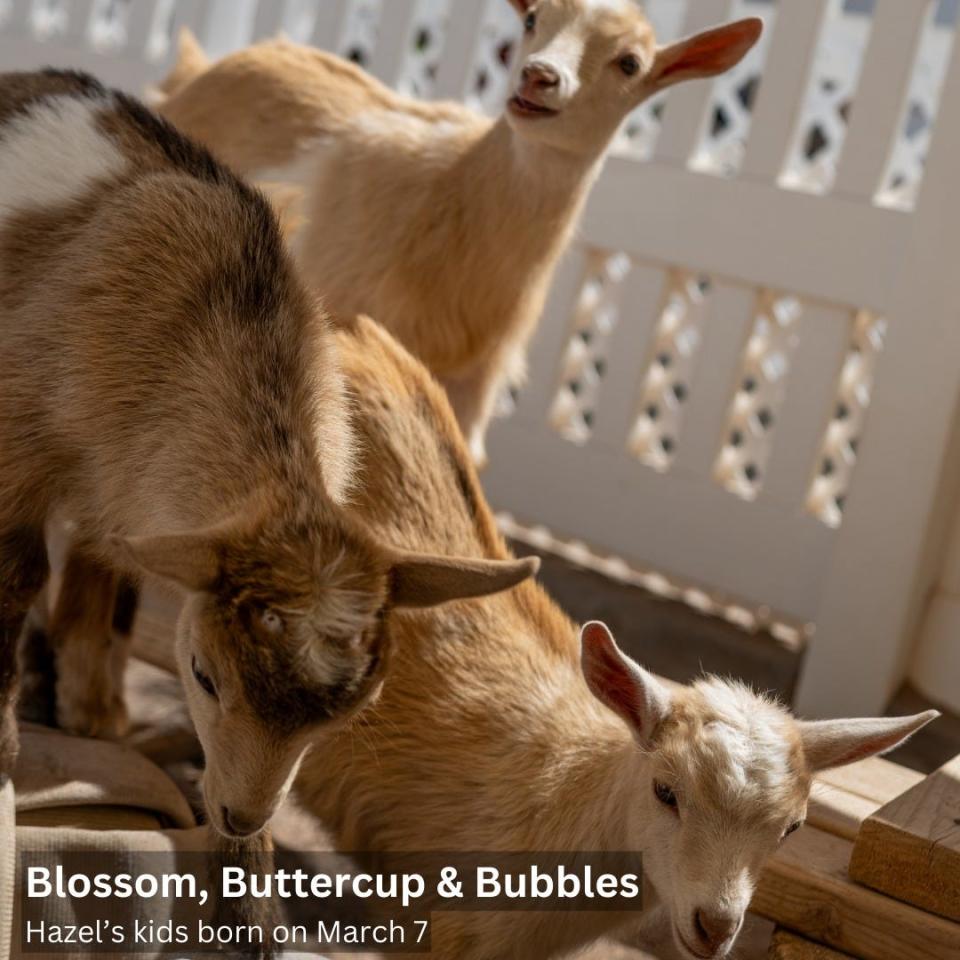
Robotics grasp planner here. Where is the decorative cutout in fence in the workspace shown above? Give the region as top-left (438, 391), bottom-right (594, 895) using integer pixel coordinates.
top-left (550, 251), bottom-right (632, 446)
top-left (807, 310), bottom-right (886, 528)
top-left (628, 271), bottom-right (710, 472)
top-left (715, 293), bottom-right (802, 501)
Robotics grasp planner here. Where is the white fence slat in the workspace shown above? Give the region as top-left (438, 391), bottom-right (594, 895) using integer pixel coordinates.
top-left (796, 20), bottom-right (960, 717)
top-left (654, 0), bottom-right (735, 165)
top-left (759, 305), bottom-right (851, 507)
top-left (740, 0), bottom-right (830, 182)
top-left (832, 0), bottom-right (930, 201)
top-left (250, 0), bottom-right (286, 42)
top-left (580, 156), bottom-right (909, 313)
top-left (511, 252), bottom-right (590, 422)
top-left (64, 0), bottom-right (97, 42)
top-left (431, 0), bottom-right (489, 101)
top-left (591, 264), bottom-right (669, 448)
top-left (310, 0), bottom-right (352, 50)
top-left (169, 0), bottom-right (216, 45)
top-left (367, 0), bottom-right (418, 86)
top-left (6, 0), bottom-right (32, 34)
top-left (671, 282), bottom-right (754, 479)
top-left (203, 0), bottom-right (257, 57)
top-left (125, 0), bottom-right (159, 57)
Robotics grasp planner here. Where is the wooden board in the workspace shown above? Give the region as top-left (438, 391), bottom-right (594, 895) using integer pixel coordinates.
top-left (808, 759), bottom-right (925, 841)
top-left (769, 929), bottom-right (854, 960)
top-left (849, 755), bottom-right (960, 922)
top-left (752, 826), bottom-right (960, 960)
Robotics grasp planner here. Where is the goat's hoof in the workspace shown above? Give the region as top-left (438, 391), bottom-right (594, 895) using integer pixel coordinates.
top-left (57, 694), bottom-right (129, 741)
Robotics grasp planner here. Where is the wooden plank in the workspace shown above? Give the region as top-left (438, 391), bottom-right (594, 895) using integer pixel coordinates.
top-left (816, 756), bottom-right (925, 804)
top-left (753, 826), bottom-right (960, 960)
top-left (654, 0), bottom-right (733, 165)
top-left (809, 758), bottom-right (925, 841)
top-left (740, 0), bottom-right (830, 182)
top-left (832, 0), bottom-right (928, 201)
top-left (850, 755), bottom-right (960, 922)
top-left (769, 929), bottom-right (854, 960)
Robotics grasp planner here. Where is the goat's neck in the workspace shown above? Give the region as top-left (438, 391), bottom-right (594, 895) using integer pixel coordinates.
top-left (460, 117), bottom-right (603, 264)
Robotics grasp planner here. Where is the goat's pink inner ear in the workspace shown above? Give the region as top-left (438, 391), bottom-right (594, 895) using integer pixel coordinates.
top-left (580, 622), bottom-right (670, 740)
top-left (651, 18), bottom-right (763, 89)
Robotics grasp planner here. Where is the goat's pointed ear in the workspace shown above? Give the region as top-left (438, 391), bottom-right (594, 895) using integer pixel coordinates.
top-left (110, 533), bottom-right (220, 592)
top-left (581, 621), bottom-right (671, 743)
top-left (389, 552), bottom-right (539, 609)
top-left (798, 711), bottom-right (940, 772)
top-left (649, 18), bottom-right (763, 93)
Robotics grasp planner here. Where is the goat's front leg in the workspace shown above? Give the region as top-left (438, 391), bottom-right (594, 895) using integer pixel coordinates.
top-left (17, 584), bottom-right (57, 726)
top-left (52, 546), bottom-right (138, 740)
top-left (0, 523), bottom-right (49, 776)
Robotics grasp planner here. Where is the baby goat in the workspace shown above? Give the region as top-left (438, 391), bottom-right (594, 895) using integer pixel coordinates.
top-left (155, 0), bottom-right (762, 464)
top-left (293, 315), bottom-right (937, 960)
top-left (0, 71), bottom-right (536, 838)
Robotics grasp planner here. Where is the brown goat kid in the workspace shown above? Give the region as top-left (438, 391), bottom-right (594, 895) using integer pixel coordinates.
top-left (154, 0), bottom-right (763, 464)
top-left (0, 71), bottom-right (536, 838)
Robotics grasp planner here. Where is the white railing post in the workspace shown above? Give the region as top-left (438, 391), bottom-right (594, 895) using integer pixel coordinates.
top-left (832, 0), bottom-right (930, 201)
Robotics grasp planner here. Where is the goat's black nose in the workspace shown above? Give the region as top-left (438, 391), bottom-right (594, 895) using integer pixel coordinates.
top-left (693, 909), bottom-right (739, 955)
top-left (522, 63), bottom-right (560, 89)
top-left (221, 806), bottom-right (263, 838)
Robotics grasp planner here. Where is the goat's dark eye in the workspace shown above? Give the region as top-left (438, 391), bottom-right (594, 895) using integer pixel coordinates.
top-left (257, 608), bottom-right (285, 636)
top-left (654, 780), bottom-right (679, 812)
top-left (524, 11), bottom-right (537, 33)
top-left (782, 820), bottom-right (803, 841)
top-left (192, 657), bottom-right (218, 699)
top-left (619, 54), bottom-right (641, 77)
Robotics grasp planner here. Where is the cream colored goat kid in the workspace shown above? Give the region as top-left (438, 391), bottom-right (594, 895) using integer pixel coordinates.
top-left (155, 0), bottom-right (763, 464)
top-left (289, 316), bottom-right (938, 960)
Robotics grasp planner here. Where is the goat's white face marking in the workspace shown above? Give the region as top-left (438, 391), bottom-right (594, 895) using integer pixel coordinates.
top-left (0, 95), bottom-right (126, 222)
top-left (504, 0), bottom-right (656, 156)
top-left (640, 680), bottom-right (807, 960)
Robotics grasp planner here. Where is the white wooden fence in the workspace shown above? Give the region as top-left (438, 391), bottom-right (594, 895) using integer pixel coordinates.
top-left (2, 0), bottom-right (959, 717)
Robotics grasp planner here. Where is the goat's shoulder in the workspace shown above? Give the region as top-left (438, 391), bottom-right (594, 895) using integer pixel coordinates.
top-left (0, 68), bottom-right (106, 127)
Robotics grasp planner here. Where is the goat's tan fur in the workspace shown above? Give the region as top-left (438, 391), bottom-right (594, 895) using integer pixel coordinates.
top-left (154, 1), bottom-right (763, 463)
top-left (0, 71), bottom-right (536, 838)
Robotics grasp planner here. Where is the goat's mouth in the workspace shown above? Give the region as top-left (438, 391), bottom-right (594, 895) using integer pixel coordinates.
top-left (508, 95), bottom-right (560, 119)
top-left (674, 927), bottom-right (720, 960)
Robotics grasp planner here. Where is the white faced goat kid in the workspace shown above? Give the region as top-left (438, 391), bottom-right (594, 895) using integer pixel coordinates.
top-left (156, 0), bottom-right (763, 465)
top-left (579, 622), bottom-right (936, 960)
